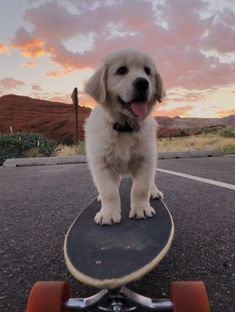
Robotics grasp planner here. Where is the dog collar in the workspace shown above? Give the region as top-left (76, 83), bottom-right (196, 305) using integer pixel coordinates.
top-left (113, 122), bottom-right (140, 133)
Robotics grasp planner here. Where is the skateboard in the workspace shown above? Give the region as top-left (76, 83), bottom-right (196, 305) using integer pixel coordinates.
top-left (27, 179), bottom-right (210, 311)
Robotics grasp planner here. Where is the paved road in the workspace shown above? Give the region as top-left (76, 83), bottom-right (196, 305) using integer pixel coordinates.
top-left (0, 156), bottom-right (234, 312)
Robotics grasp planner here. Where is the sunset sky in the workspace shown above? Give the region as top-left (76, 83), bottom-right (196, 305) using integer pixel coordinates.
top-left (0, 0), bottom-right (235, 118)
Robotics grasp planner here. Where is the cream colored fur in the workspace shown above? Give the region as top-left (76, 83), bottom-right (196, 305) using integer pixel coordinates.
top-left (84, 49), bottom-right (164, 225)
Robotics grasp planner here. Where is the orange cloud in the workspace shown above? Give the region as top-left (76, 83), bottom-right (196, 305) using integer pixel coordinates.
top-left (11, 28), bottom-right (45, 59)
top-left (46, 69), bottom-right (72, 78)
top-left (13, 38), bottom-right (45, 58)
top-left (217, 109), bottom-right (235, 118)
top-left (155, 105), bottom-right (193, 117)
top-left (0, 43), bottom-right (10, 54)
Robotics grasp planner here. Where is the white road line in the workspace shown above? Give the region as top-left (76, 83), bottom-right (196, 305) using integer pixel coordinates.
top-left (157, 168), bottom-right (235, 190)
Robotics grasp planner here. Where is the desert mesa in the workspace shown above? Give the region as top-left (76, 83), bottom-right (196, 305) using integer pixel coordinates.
top-left (0, 94), bottom-right (234, 143)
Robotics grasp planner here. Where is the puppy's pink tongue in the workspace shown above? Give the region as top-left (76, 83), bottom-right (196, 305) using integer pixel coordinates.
top-left (130, 102), bottom-right (147, 118)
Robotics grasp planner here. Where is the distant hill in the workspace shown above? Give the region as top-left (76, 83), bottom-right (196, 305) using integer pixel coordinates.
top-left (156, 115), bottom-right (235, 128)
top-left (0, 94), bottom-right (91, 143)
top-left (0, 94), bottom-right (234, 141)
top-left (155, 115), bottom-right (235, 137)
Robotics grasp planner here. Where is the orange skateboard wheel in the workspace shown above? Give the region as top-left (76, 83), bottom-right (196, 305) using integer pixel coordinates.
top-left (27, 281), bottom-right (70, 312)
top-left (171, 281), bottom-right (210, 312)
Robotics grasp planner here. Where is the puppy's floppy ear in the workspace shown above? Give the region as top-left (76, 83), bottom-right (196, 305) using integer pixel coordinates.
top-left (84, 65), bottom-right (107, 104)
top-left (155, 71), bottom-right (166, 103)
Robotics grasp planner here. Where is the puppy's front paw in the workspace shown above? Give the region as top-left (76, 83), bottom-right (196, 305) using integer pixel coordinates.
top-left (94, 209), bottom-right (121, 225)
top-left (129, 205), bottom-right (156, 219)
top-left (151, 185), bottom-right (164, 199)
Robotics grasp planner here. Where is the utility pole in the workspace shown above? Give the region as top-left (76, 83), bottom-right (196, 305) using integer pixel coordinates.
top-left (71, 87), bottom-right (79, 143)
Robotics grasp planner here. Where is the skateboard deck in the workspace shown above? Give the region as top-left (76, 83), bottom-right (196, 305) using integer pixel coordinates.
top-left (64, 179), bottom-right (174, 289)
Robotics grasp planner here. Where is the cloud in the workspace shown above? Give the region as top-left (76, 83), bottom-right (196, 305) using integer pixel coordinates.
top-left (217, 109), bottom-right (235, 117)
top-left (10, 0), bottom-right (235, 92)
top-left (166, 89), bottom-right (210, 104)
top-left (0, 43), bottom-right (10, 54)
top-left (0, 78), bottom-right (25, 90)
top-left (46, 69), bottom-right (72, 78)
top-left (48, 94), bottom-right (71, 103)
top-left (156, 105), bottom-right (193, 117)
top-left (31, 84), bottom-right (42, 91)
top-left (202, 9), bottom-right (235, 54)
top-left (203, 23), bottom-right (235, 54)
top-left (11, 27), bottom-right (45, 59)
top-left (78, 92), bottom-right (96, 108)
top-left (19, 61), bottom-right (37, 68)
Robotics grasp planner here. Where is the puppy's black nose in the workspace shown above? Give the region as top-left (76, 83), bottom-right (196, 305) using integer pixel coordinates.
top-left (134, 78), bottom-right (149, 91)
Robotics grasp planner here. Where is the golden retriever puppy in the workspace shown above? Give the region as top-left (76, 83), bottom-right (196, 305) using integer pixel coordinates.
top-left (84, 48), bottom-right (164, 225)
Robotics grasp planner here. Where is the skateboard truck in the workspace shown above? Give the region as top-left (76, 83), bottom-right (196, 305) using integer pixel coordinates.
top-left (27, 280), bottom-right (209, 311)
top-left (64, 287), bottom-right (173, 311)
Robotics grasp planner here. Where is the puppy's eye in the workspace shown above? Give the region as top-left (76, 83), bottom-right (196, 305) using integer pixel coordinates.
top-left (116, 66), bottom-right (128, 75)
top-left (144, 67), bottom-right (151, 76)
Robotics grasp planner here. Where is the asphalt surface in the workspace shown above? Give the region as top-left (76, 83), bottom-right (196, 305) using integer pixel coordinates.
top-left (0, 156), bottom-right (234, 312)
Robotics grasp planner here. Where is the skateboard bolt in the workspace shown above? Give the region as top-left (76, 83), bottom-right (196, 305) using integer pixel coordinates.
top-left (111, 302), bottom-right (123, 312)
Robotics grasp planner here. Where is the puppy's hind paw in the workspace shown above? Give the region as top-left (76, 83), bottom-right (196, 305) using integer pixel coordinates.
top-left (150, 185), bottom-right (164, 200)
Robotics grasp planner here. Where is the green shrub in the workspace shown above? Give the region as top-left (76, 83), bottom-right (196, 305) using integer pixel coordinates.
top-left (0, 132), bottom-right (56, 165)
top-left (219, 128), bottom-right (235, 138)
top-left (179, 129), bottom-right (190, 137)
top-left (219, 146), bottom-right (235, 154)
top-left (62, 135), bottom-right (75, 146)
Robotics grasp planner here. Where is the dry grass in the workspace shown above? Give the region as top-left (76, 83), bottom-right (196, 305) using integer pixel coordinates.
top-left (53, 133), bottom-right (235, 157)
top-left (54, 142), bottom-right (85, 156)
top-left (22, 148), bottom-right (44, 158)
top-left (157, 134), bottom-right (235, 153)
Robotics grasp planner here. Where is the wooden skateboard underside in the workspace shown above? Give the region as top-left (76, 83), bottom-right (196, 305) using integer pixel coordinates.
top-left (64, 179), bottom-right (174, 289)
